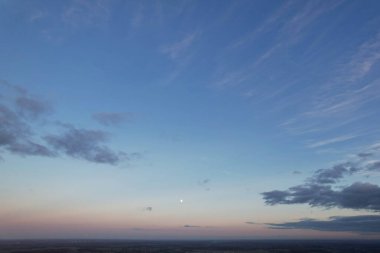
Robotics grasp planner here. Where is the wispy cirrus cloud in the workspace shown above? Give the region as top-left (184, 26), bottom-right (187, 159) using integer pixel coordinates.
top-left (213, 68), bottom-right (253, 90)
top-left (279, 0), bottom-right (344, 44)
top-left (61, 0), bottom-right (111, 28)
top-left (214, 1), bottom-right (343, 94)
top-left (231, 0), bottom-right (342, 48)
top-left (308, 135), bottom-right (357, 148)
top-left (287, 31), bottom-right (380, 127)
top-left (308, 79), bottom-right (380, 118)
top-left (221, 3), bottom-right (379, 145)
top-left (161, 31), bottom-right (199, 60)
top-left (346, 31), bottom-right (380, 82)
top-left (29, 10), bottom-right (47, 23)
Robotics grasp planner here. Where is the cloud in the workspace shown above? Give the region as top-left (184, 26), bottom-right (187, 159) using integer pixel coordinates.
top-left (62, 0), bottom-right (110, 28)
top-left (280, 0), bottom-right (343, 44)
top-left (245, 222), bottom-right (256, 225)
top-left (231, 1), bottom-right (342, 48)
top-left (7, 141), bottom-right (55, 157)
top-left (267, 215), bottom-right (380, 234)
top-left (29, 10), bottom-right (47, 23)
top-left (0, 80), bottom-right (134, 165)
top-left (213, 69), bottom-right (252, 89)
top-left (161, 32), bottom-right (198, 60)
top-left (367, 161), bottom-right (380, 172)
top-left (310, 162), bottom-right (357, 184)
top-left (262, 182), bottom-right (380, 212)
top-left (292, 170), bottom-right (302, 175)
top-left (280, 31), bottom-right (380, 139)
top-left (347, 31), bottom-right (380, 82)
top-left (307, 80), bottom-right (380, 118)
top-left (130, 2), bottom-right (144, 29)
top-left (198, 178), bottom-right (210, 185)
top-left (145, 207), bottom-right (152, 212)
top-left (184, 225), bottom-right (201, 228)
top-left (45, 126), bottom-right (126, 165)
top-left (308, 135), bottom-right (357, 148)
top-left (198, 178), bottom-right (211, 191)
top-left (15, 96), bottom-right (51, 119)
top-left (229, 1), bottom-right (293, 49)
top-left (92, 112), bottom-right (133, 126)
top-left (358, 152), bottom-right (374, 158)
top-left (0, 84), bottom-right (54, 158)
top-left (262, 145), bottom-right (380, 211)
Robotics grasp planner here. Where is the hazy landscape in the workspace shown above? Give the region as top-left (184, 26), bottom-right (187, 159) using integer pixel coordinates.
top-left (1, 240), bottom-right (380, 253)
top-left (1, 0), bottom-right (380, 251)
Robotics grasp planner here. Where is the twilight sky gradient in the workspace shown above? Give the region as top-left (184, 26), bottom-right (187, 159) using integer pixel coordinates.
top-left (1, 0), bottom-right (380, 239)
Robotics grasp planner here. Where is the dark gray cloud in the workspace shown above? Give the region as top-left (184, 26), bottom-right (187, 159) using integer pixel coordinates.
top-left (0, 80), bottom-right (134, 165)
top-left (310, 162), bottom-right (357, 184)
top-left (267, 215), bottom-right (380, 234)
top-left (307, 147), bottom-right (380, 184)
top-left (263, 184), bottom-right (334, 206)
top-left (7, 141), bottom-right (55, 157)
top-left (292, 170), bottom-right (302, 175)
top-left (0, 103), bottom-right (54, 157)
top-left (262, 182), bottom-right (380, 211)
top-left (198, 178), bottom-right (210, 185)
top-left (198, 178), bottom-right (211, 191)
top-left (245, 221), bottom-right (256, 225)
top-left (0, 104), bottom-right (29, 145)
top-left (145, 207), bottom-right (153, 212)
top-left (45, 126), bottom-right (126, 165)
top-left (368, 161), bottom-right (380, 171)
top-left (262, 146), bottom-right (380, 212)
top-left (15, 96), bottom-right (51, 119)
top-left (184, 225), bottom-right (201, 228)
top-left (92, 112), bottom-right (133, 126)
top-left (358, 152), bottom-right (374, 158)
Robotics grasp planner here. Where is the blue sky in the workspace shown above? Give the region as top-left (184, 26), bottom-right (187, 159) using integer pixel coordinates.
top-left (1, 0), bottom-right (380, 239)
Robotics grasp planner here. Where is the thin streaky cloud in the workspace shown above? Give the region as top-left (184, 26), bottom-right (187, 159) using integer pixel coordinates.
top-left (130, 2), bottom-right (144, 29)
top-left (229, 1), bottom-right (294, 49)
top-left (346, 31), bottom-right (380, 82)
top-left (29, 10), bottom-right (47, 23)
top-left (92, 112), bottom-right (133, 126)
top-left (279, 0), bottom-right (344, 44)
top-left (61, 0), bottom-right (111, 28)
top-left (183, 225), bottom-right (201, 228)
top-left (308, 80), bottom-right (380, 117)
top-left (212, 42), bottom-right (282, 90)
top-left (308, 135), bottom-right (357, 148)
top-left (161, 31), bottom-right (199, 60)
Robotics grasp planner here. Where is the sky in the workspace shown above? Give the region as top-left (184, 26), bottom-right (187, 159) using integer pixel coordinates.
top-left (1, 0), bottom-right (380, 240)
